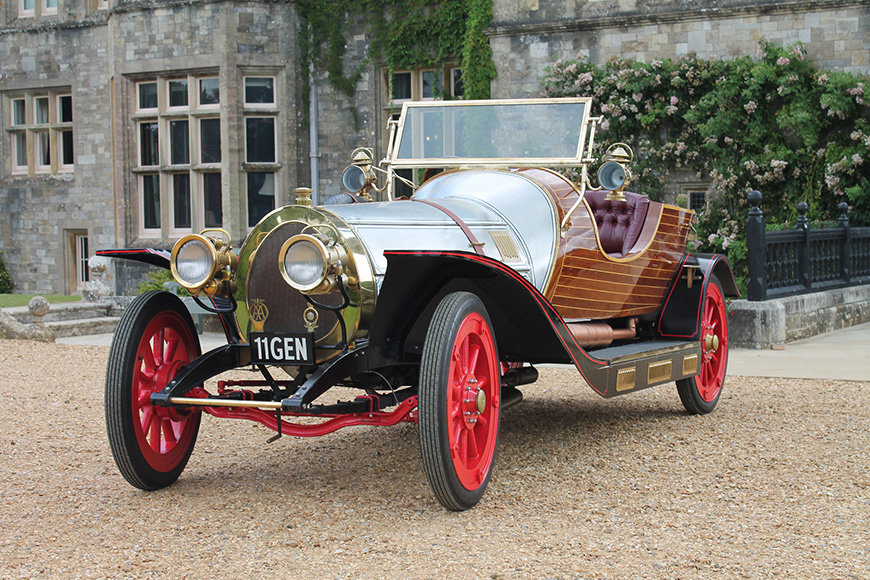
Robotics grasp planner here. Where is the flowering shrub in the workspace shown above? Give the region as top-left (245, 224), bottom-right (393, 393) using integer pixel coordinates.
top-left (542, 42), bottom-right (869, 290)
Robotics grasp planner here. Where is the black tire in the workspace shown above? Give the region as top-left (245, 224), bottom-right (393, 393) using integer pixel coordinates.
top-left (105, 290), bottom-right (202, 490)
top-left (677, 276), bottom-right (729, 415)
top-left (419, 292), bottom-right (501, 511)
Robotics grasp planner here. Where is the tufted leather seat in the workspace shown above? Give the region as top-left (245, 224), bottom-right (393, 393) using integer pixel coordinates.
top-left (585, 190), bottom-right (650, 257)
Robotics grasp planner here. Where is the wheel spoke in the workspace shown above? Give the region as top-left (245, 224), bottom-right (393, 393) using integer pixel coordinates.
top-left (448, 396), bottom-right (461, 421)
top-left (451, 420), bottom-right (464, 452)
top-left (466, 427), bottom-right (480, 460)
top-left (139, 406), bottom-right (154, 432)
top-left (457, 428), bottom-right (469, 464)
top-left (164, 333), bottom-right (180, 364)
top-left (151, 328), bottom-right (163, 367)
top-left (148, 415), bottom-right (162, 450)
top-left (162, 420), bottom-right (179, 446)
top-left (139, 343), bottom-right (157, 376)
top-left (467, 343), bottom-right (481, 377)
top-left (456, 339), bottom-right (469, 376)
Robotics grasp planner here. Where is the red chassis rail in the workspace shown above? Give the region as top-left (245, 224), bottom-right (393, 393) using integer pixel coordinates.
top-left (183, 383), bottom-right (419, 437)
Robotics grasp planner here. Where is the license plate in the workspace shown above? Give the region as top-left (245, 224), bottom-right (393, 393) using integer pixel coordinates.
top-left (249, 332), bottom-right (315, 365)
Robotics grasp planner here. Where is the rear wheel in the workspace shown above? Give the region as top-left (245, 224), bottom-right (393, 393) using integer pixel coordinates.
top-left (105, 291), bottom-right (202, 490)
top-left (677, 277), bottom-right (728, 414)
top-left (419, 292), bottom-right (500, 511)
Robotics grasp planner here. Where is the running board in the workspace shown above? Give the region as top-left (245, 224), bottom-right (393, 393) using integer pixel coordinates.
top-left (586, 340), bottom-right (703, 398)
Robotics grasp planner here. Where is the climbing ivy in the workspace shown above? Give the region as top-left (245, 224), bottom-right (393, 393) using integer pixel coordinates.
top-left (0, 251), bottom-right (12, 293)
top-left (296, 0), bottom-right (496, 124)
top-left (461, 0), bottom-right (498, 99)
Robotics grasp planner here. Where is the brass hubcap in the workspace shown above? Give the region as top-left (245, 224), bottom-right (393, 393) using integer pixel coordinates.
top-left (704, 332), bottom-right (720, 353)
top-left (476, 389), bottom-right (487, 414)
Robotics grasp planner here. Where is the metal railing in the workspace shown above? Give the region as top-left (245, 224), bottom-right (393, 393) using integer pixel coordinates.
top-left (746, 190), bottom-right (870, 301)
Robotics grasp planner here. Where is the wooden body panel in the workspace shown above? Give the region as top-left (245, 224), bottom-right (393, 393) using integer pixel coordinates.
top-left (517, 168), bottom-right (694, 320)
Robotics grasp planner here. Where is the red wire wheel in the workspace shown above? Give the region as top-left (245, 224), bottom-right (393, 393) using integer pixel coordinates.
top-left (677, 276), bottom-right (729, 414)
top-left (106, 291), bottom-right (202, 490)
top-left (419, 292), bottom-right (500, 511)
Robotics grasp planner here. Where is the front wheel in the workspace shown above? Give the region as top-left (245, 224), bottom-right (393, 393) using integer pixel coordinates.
top-left (419, 292), bottom-right (501, 511)
top-left (677, 276), bottom-right (728, 414)
top-left (105, 291), bottom-right (202, 490)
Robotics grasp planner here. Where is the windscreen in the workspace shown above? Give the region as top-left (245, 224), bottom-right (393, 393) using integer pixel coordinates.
top-left (391, 99), bottom-right (590, 168)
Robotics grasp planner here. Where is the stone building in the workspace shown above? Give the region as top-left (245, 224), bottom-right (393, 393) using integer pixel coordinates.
top-left (1, 0), bottom-right (303, 295)
top-left (1, 0), bottom-right (867, 294)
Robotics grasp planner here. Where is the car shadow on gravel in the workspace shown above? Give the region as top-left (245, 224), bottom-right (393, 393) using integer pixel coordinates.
top-left (166, 384), bottom-right (697, 507)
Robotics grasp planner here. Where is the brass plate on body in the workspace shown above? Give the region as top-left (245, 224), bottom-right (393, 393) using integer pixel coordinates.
top-left (616, 367), bottom-right (637, 391)
top-left (647, 360), bottom-right (672, 384)
top-left (682, 354), bottom-right (699, 376)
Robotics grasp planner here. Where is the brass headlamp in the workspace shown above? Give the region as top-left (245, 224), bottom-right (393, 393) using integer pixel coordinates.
top-left (170, 229), bottom-right (238, 296)
top-left (597, 143), bottom-right (634, 202)
top-left (278, 227), bottom-right (353, 295)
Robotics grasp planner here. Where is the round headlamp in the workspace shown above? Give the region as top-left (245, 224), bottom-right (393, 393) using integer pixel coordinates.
top-left (171, 234), bottom-right (218, 293)
top-left (279, 234), bottom-right (329, 292)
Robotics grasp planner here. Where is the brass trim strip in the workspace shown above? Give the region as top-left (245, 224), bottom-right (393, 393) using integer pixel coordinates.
top-left (169, 397), bottom-right (283, 409)
top-left (604, 342), bottom-right (698, 364)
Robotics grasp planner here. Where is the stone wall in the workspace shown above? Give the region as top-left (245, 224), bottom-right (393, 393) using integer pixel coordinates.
top-left (109, 0), bottom-right (302, 249)
top-left (729, 285), bottom-right (870, 348)
top-left (0, 0), bottom-right (303, 295)
top-left (307, 18), bottom-right (384, 201)
top-left (2, 0), bottom-right (868, 295)
top-left (0, 16), bottom-right (114, 294)
top-left (308, 0), bottom-right (870, 199)
top-left (488, 0), bottom-right (870, 99)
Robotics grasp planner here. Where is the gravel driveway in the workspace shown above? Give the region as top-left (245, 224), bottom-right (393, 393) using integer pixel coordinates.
top-left (1, 339), bottom-right (867, 579)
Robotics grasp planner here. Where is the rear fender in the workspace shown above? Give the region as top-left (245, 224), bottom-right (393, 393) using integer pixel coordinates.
top-left (656, 253), bottom-right (739, 340)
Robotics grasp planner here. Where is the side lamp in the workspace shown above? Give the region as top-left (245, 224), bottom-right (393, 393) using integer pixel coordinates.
top-left (341, 148), bottom-right (379, 201)
top-left (597, 143), bottom-right (634, 202)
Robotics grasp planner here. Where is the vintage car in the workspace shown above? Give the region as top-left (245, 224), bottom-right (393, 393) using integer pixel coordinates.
top-left (99, 98), bottom-right (738, 511)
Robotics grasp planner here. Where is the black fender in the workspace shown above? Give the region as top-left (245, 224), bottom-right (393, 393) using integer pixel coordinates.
top-left (96, 248), bottom-right (171, 269)
top-left (97, 247), bottom-right (241, 342)
top-left (371, 251), bottom-right (614, 395)
top-left (656, 253), bottom-right (740, 341)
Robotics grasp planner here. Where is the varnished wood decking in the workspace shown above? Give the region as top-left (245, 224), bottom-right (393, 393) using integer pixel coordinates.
top-left (518, 168), bottom-right (693, 320)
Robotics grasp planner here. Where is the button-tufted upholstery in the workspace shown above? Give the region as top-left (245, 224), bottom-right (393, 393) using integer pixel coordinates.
top-left (585, 190), bottom-right (650, 257)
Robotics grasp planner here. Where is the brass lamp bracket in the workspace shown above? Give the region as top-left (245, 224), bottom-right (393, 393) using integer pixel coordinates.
top-left (682, 265), bottom-right (702, 289)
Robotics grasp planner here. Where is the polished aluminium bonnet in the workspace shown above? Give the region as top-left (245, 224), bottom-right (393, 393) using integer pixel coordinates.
top-left (234, 170), bottom-right (560, 355)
